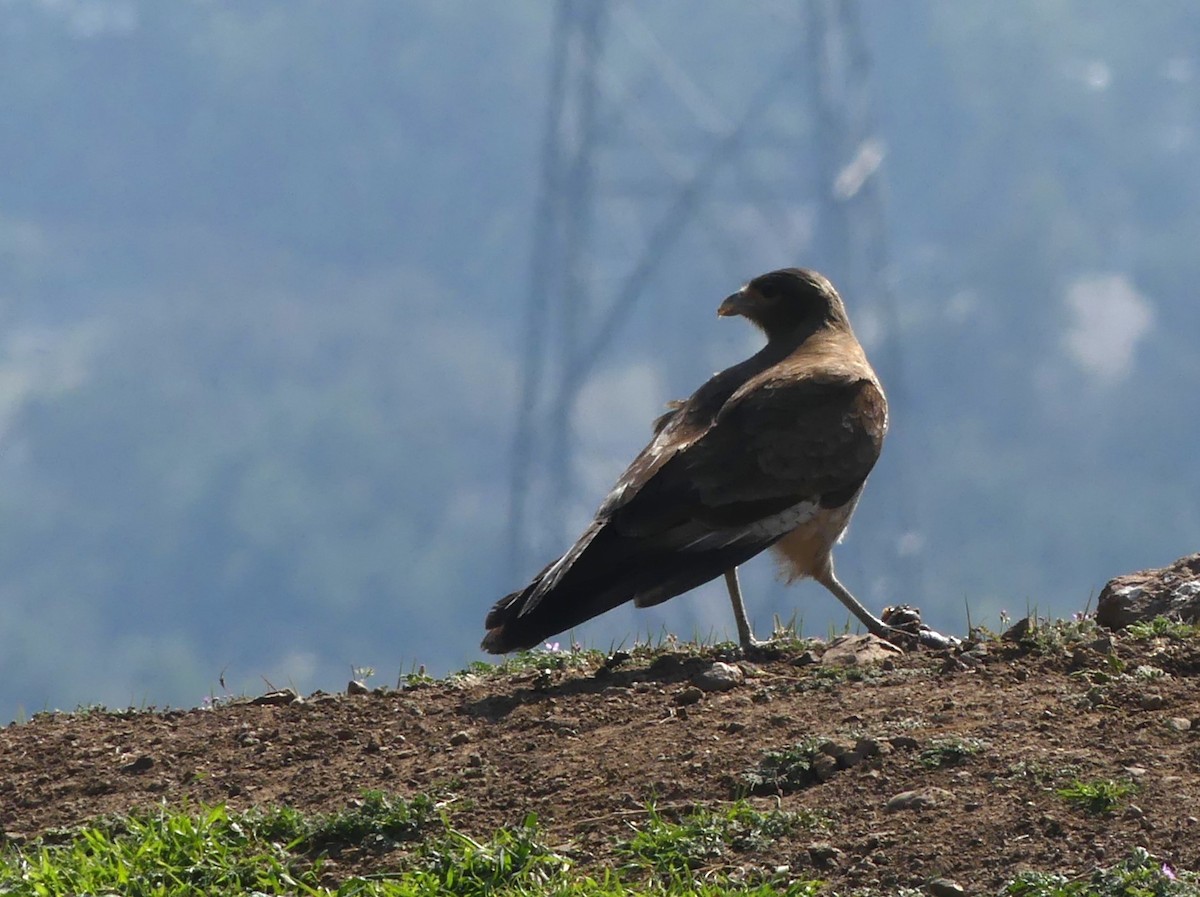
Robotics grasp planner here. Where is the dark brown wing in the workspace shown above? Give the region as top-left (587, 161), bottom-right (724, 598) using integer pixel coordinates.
top-left (482, 369), bottom-right (885, 653)
top-left (608, 374), bottom-right (887, 536)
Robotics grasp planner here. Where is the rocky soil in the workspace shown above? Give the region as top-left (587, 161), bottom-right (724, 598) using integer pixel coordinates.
top-left (2, 624), bottom-right (1199, 893)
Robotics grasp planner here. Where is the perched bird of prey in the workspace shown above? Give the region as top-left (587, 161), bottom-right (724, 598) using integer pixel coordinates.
top-left (484, 267), bottom-right (890, 654)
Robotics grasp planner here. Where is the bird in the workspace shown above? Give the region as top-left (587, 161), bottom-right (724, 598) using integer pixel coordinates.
top-left (484, 267), bottom-right (890, 654)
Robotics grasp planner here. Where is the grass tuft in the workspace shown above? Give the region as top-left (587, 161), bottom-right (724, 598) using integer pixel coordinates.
top-left (619, 801), bottom-right (825, 884)
top-left (1126, 616), bottom-right (1200, 641)
top-left (917, 736), bottom-right (987, 769)
top-left (1055, 778), bottom-right (1136, 815)
top-left (740, 740), bottom-right (827, 796)
top-left (1004, 847), bottom-right (1200, 896)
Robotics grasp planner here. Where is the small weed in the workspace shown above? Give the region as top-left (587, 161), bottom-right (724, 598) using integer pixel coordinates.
top-left (741, 739), bottom-right (826, 796)
top-left (420, 812), bottom-right (572, 891)
top-left (1133, 664), bottom-right (1169, 680)
top-left (1056, 778), bottom-right (1136, 814)
top-left (270, 790), bottom-right (437, 854)
top-left (455, 645), bottom-right (607, 680)
top-left (620, 801), bottom-right (823, 881)
top-left (1011, 613), bottom-right (1102, 654)
top-left (1126, 616), bottom-right (1200, 641)
top-left (1004, 847), bottom-right (1199, 896)
top-left (917, 736), bottom-right (986, 769)
top-left (1005, 760), bottom-right (1081, 785)
top-left (397, 660), bottom-right (436, 689)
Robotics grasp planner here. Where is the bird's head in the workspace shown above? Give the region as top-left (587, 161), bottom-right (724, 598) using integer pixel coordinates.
top-left (718, 268), bottom-right (849, 340)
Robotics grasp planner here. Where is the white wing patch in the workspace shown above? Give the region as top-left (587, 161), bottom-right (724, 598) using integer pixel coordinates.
top-left (679, 499), bottom-right (819, 552)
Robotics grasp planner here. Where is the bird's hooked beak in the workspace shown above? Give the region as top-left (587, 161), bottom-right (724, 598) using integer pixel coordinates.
top-left (717, 287), bottom-right (750, 318)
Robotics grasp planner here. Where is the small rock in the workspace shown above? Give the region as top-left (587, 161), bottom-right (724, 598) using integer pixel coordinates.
top-left (928, 878), bottom-right (966, 897)
top-left (819, 740), bottom-right (850, 760)
top-left (696, 661), bottom-right (743, 691)
top-left (1002, 617), bottom-right (1032, 642)
top-left (807, 842), bottom-right (844, 868)
top-left (449, 730), bottom-right (471, 746)
top-left (1167, 717), bottom-right (1191, 732)
top-left (347, 680), bottom-right (370, 696)
top-left (1090, 633), bottom-right (1115, 653)
top-left (855, 736), bottom-right (888, 758)
top-left (1139, 693), bottom-right (1166, 710)
top-left (940, 656), bottom-right (970, 674)
top-left (120, 755), bottom-right (154, 774)
top-left (793, 650), bottom-right (821, 666)
top-left (812, 754), bottom-right (839, 782)
top-left (840, 750), bottom-right (865, 770)
top-left (252, 688), bottom-right (301, 706)
top-left (674, 686), bottom-right (704, 706)
top-left (821, 634), bottom-right (903, 666)
top-left (885, 787), bottom-right (955, 812)
top-left (1123, 765), bottom-right (1148, 778)
top-left (1124, 805), bottom-right (1145, 820)
top-left (888, 735), bottom-right (919, 752)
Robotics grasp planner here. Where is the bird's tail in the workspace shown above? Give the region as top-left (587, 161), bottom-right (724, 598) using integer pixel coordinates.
top-left (481, 551), bottom-right (635, 654)
top-left (481, 523), bottom-right (771, 654)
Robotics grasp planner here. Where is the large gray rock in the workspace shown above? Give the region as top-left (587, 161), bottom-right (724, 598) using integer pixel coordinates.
top-left (1095, 553), bottom-right (1200, 629)
top-left (820, 633), bottom-right (903, 666)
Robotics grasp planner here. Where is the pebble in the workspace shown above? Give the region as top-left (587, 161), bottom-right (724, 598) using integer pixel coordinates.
top-left (120, 755), bottom-right (155, 774)
top-left (821, 634), bottom-right (903, 667)
top-left (449, 730), bottom-right (471, 746)
top-left (929, 878), bottom-right (966, 897)
top-left (347, 680), bottom-right (370, 696)
top-left (674, 686), bottom-right (704, 706)
top-left (696, 661), bottom-right (743, 691)
top-left (252, 688), bottom-right (301, 706)
top-left (885, 787), bottom-right (955, 811)
top-left (812, 754), bottom-right (839, 782)
top-left (1167, 717), bottom-right (1191, 732)
top-left (807, 842), bottom-right (843, 867)
top-left (855, 736), bottom-right (888, 758)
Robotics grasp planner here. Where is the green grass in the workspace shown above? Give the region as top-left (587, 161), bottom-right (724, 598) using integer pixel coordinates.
top-left (0, 796), bottom-right (824, 897)
top-left (618, 801), bottom-right (826, 883)
top-left (1126, 616), bottom-right (1200, 641)
top-left (739, 740), bottom-right (827, 796)
top-left (916, 736), bottom-right (987, 769)
top-left (1004, 847), bottom-right (1200, 896)
top-left (2, 791), bottom-right (1196, 896)
top-left (1055, 778), bottom-right (1137, 814)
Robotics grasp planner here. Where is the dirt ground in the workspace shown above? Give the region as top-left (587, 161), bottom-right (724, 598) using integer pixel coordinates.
top-left (2, 627), bottom-right (1199, 893)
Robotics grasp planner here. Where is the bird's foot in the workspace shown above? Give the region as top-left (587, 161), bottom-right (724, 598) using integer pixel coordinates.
top-left (737, 635), bottom-right (788, 660)
top-left (878, 605), bottom-right (961, 651)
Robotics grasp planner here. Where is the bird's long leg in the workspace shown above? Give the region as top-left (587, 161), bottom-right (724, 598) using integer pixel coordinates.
top-left (813, 563), bottom-right (892, 639)
top-left (724, 567), bottom-right (760, 649)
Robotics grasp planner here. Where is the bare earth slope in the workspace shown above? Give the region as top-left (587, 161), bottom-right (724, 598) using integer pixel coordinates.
top-left (2, 627), bottom-right (1199, 892)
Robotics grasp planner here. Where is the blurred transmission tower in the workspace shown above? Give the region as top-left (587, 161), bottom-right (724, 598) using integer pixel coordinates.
top-left (507, 0), bottom-right (922, 606)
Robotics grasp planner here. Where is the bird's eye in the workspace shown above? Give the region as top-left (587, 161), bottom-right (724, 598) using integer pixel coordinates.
top-left (757, 281), bottom-right (779, 299)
